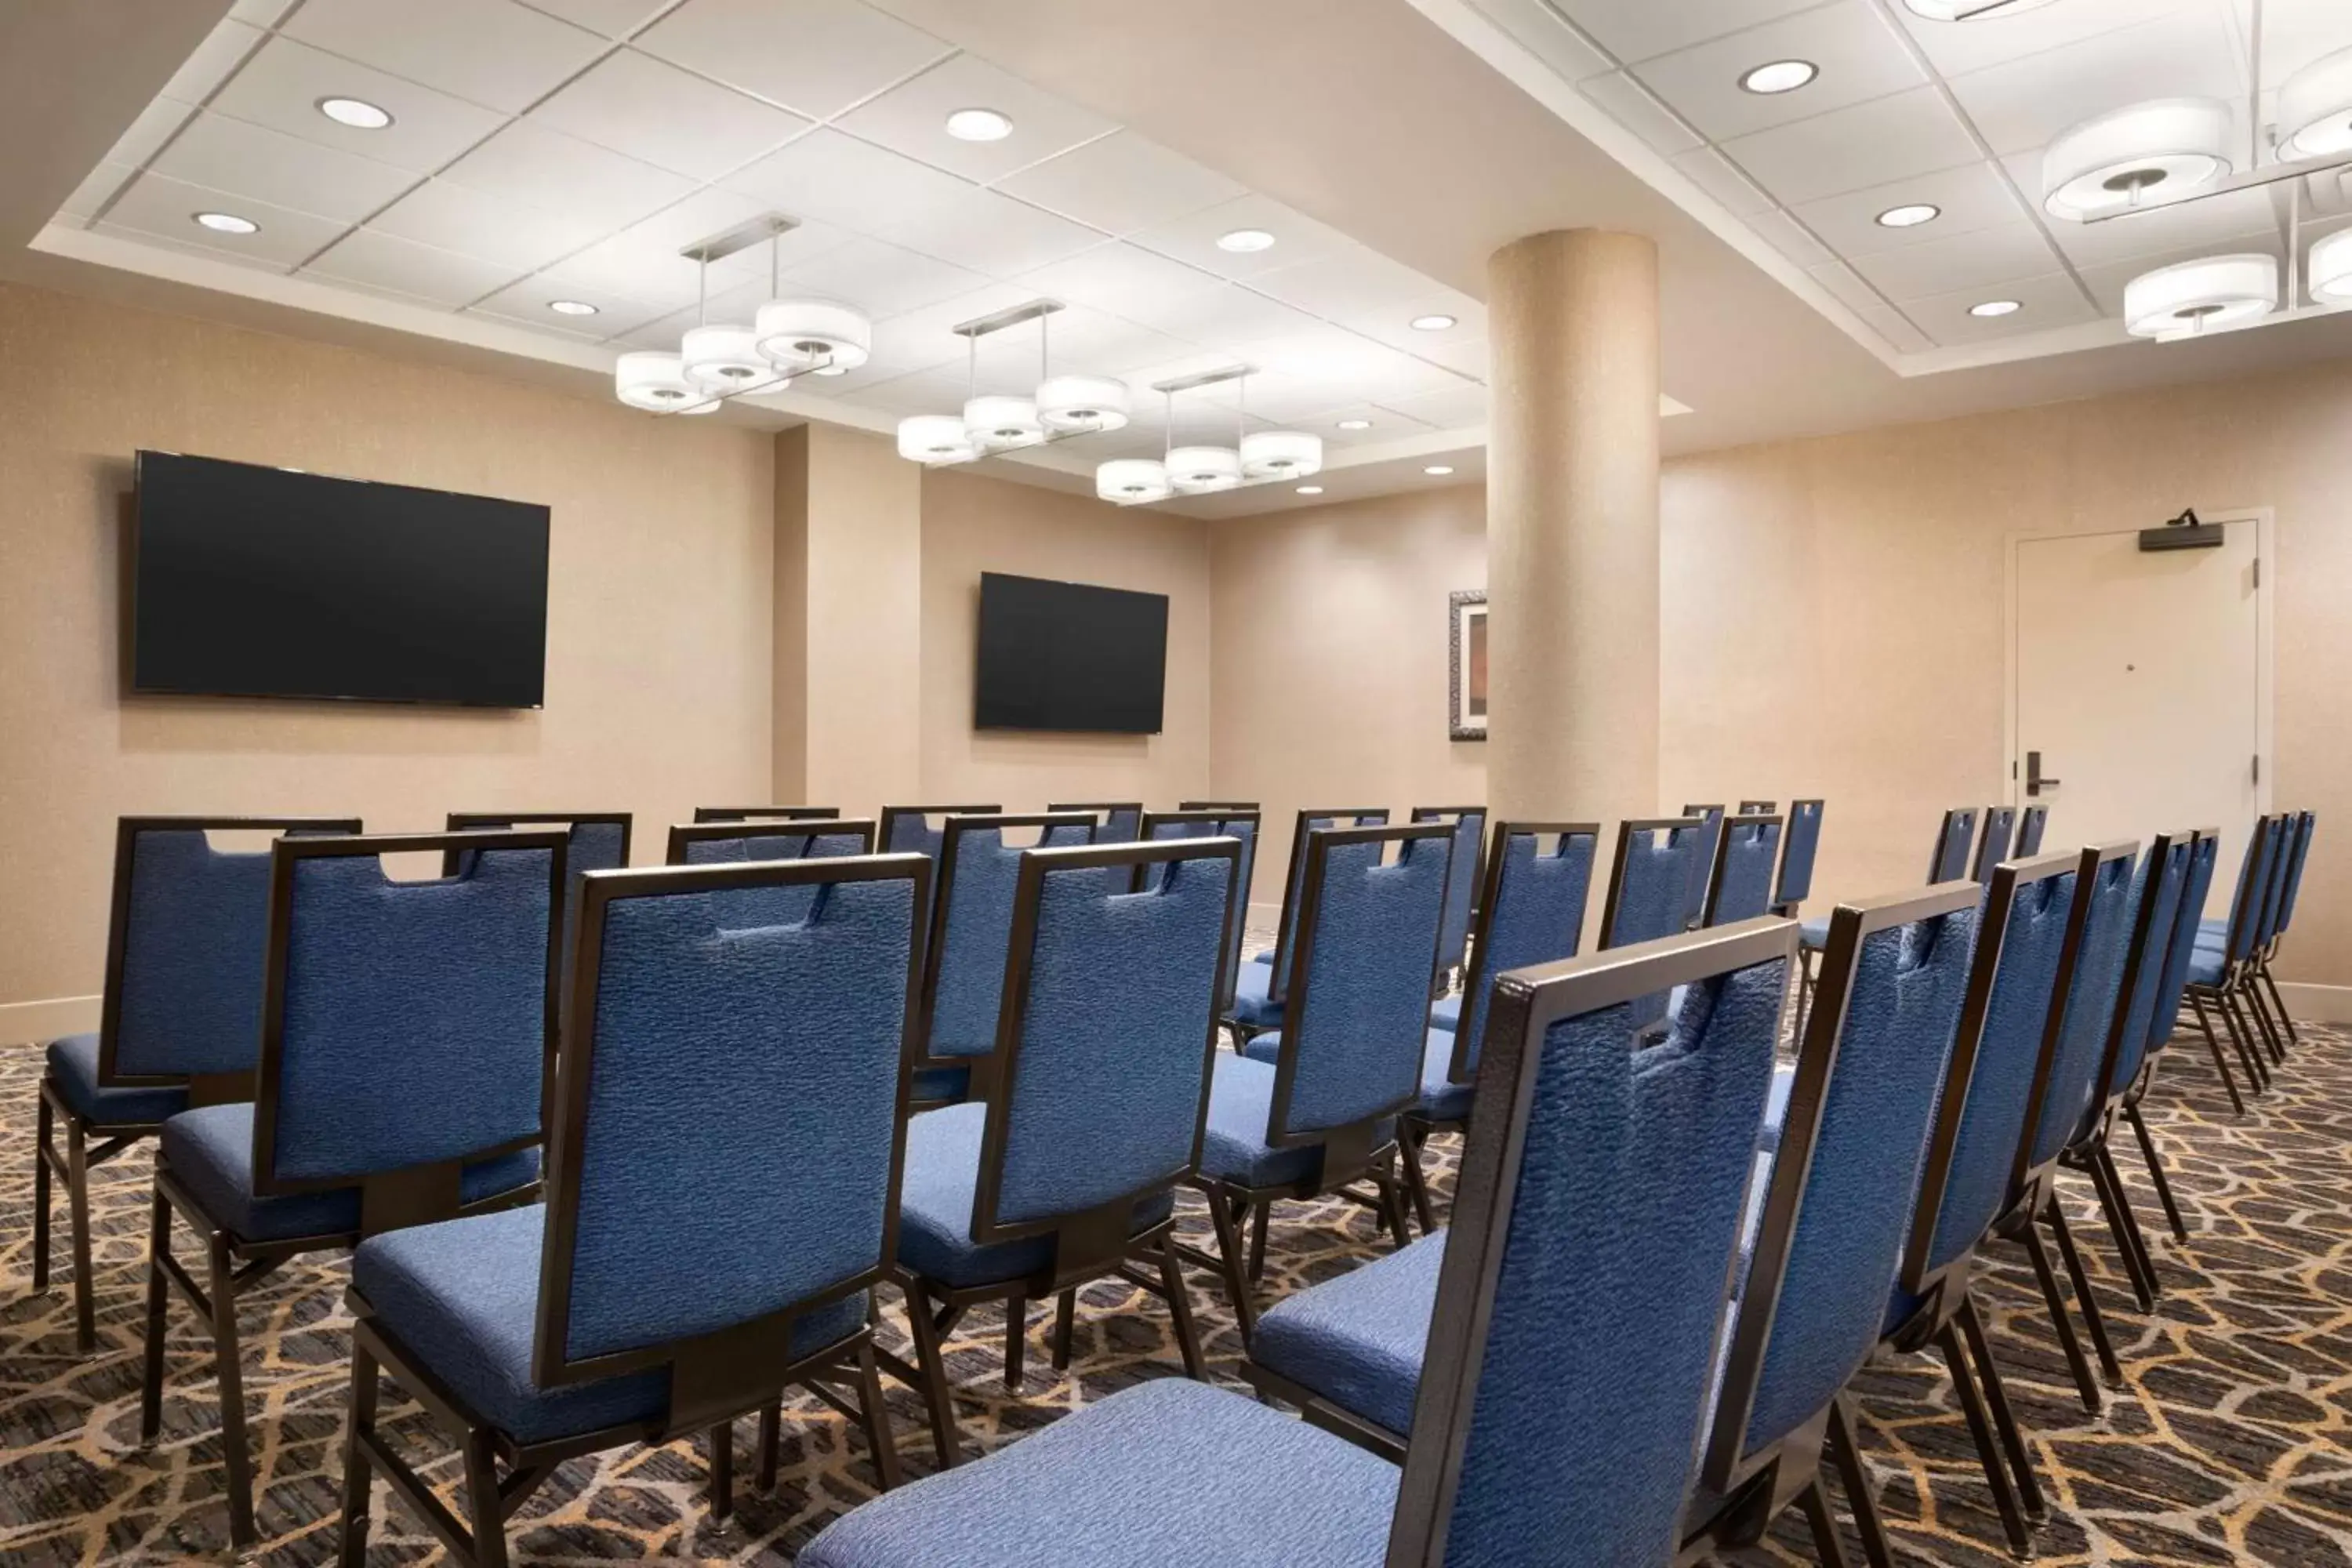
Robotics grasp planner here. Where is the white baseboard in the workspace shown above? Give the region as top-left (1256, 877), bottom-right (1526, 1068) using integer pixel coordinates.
top-left (2278, 982), bottom-right (2352, 1023)
top-left (0, 995), bottom-right (99, 1047)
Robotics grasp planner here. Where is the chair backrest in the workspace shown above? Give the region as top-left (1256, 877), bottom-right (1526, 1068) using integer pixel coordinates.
top-left (1707, 881), bottom-right (1980, 1490)
top-left (971, 839), bottom-right (1239, 1261)
top-left (1265, 808), bottom-right (1392, 1004)
top-left (1387, 920), bottom-right (1793, 1568)
top-left (1679, 804), bottom-right (1727, 929)
top-left (1140, 809), bottom-right (1261, 1011)
top-left (1264, 823), bottom-right (1451, 1149)
top-left (691, 806), bottom-right (840, 824)
top-left (663, 821), bottom-right (880, 928)
top-left (1970, 805), bottom-right (2019, 884)
top-left (2255, 810), bottom-right (2303, 950)
top-left (2218, 813), bottom-right (2281, 965)
top-left (1047, 801), bottom-right (1145, 843)
top-left (917, 814), bottom-right (1098, 1062)
top-left (1928, 808), bottom-right (1979, 884)
top-left (2142, 829), bottom-right (2223, 1061)
top-left (2013, 804), bottom-right (2049, 857)
top-left (1772, 799), bottom-right (1825, 912)
top-left (1737, 800), bottom-right (1777, 814)
top-left (878, 804), bottom-right (1004, 860)
top-left (2085, 833), bottom-right (2191, 1133)
top-left (1600, 817), bottom-right (1704, 950)
top-left (1445, 822), bottom-right (1601, 1085)
top-left (2274, 811), bottom-right (2317, 941)
top-left (1701, 812), bottom-right (1784, 927)
top-left (2018, 842), bottom-right (2141, 1181)
top-left (251, 831), bottom-right (564, 1228)
top-left (445, 812), bottom-right (633, 877)
top-left (1903, 851), bottom-right (2084, 1292)
top-left (531, 852), bottom-right (927, 1400)
top-left (1413, 805), bottom-right (1487, 983)
top-left (96, 815), bottom-right (364, 1088)
top-left (1181, 800), bottom-right (1261, 813)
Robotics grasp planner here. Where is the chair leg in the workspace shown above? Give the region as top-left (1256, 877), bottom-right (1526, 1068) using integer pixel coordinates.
top-left (1398, 1124), bottom-right (1439, 1239)
top-left (2219, 989), bottom-right (2271, 1090)
top-left (2238, 978), bottom-right (2287, 1066)
top-left (1796, 1478), bottom-right (1853, 1568)
top-left (464, 1425), bottom-right (511, 1568)
top-left (2016, 1217), bottom-right (2103, 1414)
top-left (65, 1114), bottom-right (96, 1354)
top-left (2077, 1150), bottom-right (2155, 1312)
top-left (854, 1340), bottom-right (903, 1491)
top-left (1002, 1290), bottom-right (1026, 1390)
top-left (2187, 993), bottom-right (2246, 1115)
top-left (139, 1185), bottom-right (170, 1444)
top-left (901, 1280), bottom-right (963, 1469)
top-left (1203, 1186), bottom-right (1258, 1345)
top-left (1826, 1395), bottom-right (1895, 1568)
top-left (31, 1091), bottom-right (53, 1294)
top-left (755, 1403), bottom-right (780, 1492)
top-left (2125, 1103), bottom-right (2190, 1243)
top-left (1050, 1288), bottom-right (1077, 1373)
top-left (207, 1230), bottom-right (259, 1549)
top-left (336, 1343), bottom-right (379, 1568)
top-left (1376, 1169), bottom-right (1414, 1255)
top-left (707, 1418), bottom-right (734, 1523)
top-left (1957, 1294), bottom-right (2047, 1522)
top-left (2094, 1142), bottom-right (2163, 1305)
top-left (2045, 1196), bottom-right (2125, 1388)
top-left (2259, 960), bottom-right (2299, 1047)
top-left (1247, 1197), bottom-right (1272, 1284)
top-left (1154, 1240), bottom-right (1208, 1381)
top-left (1934, 1321), bottom-right (2033, 1558)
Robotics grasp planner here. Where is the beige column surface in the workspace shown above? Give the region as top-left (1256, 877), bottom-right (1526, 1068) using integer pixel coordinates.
top-left (1485, 230), bottom-right (1663, 825)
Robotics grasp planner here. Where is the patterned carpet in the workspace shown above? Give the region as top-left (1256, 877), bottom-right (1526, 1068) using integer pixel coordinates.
top-left (2, 1011), bottom-right (2349, 1564)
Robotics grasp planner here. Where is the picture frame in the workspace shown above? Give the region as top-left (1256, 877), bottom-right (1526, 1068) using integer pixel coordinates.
top-left (1450, 590), bottom-right (1487, 742)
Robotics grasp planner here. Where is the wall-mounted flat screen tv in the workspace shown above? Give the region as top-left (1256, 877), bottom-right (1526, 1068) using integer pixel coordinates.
top-left (974, 571), bottom-right (1167, 735)
top-left (131, 451), bottom-right (551, 708)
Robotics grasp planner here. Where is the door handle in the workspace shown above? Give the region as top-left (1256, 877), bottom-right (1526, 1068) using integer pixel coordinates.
top-left (2026, 750), bottom-right (2062, 797)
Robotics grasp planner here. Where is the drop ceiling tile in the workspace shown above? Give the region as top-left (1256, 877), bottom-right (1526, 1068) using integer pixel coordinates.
top-left (782, 238), bottom-right (992, 317)
top-left (1947, 9), bottom-right (2245, 157)
top-left (635, 0), bottom-right (953, 119)
top-left (151, 111), bottom-right (420, 223)
top-left (441, 120), bottom-right (698, 230)
top-left (1794, 160), bottom-right (2034, 257)
top-left (1127, 193), bottom-right (1352, 280)
top-left (100, 172), bottom-right (349, 269)
top-left (1806, 259), bottom-right (1888, 316)
top-left (470, 272), bottom-right (673, 336)
top-left (161, 19), bottom-right (264, 105)
top-left (2258, 0), bottom-right (2352, 82)
top-left (604, 276), bottom-right (769, 347)
top-left (551, 189), bottom-right (851, 305)
top-left (1301, 401), bottom-right (1440, 444)
top-left (528, 49), bottom-right (810, 180)
top-left (1631, 2), bottom-right (1927, 143)
top-left (205, 36), bottom-right (510, 172)
top-left (720, 128), bottom-right (976, 233)
top-left (1250, 242), bottom-right (1439, 320)
top-left (877, 187), bottom-right (1106, 278)
top-left (1337, 293), bottom-right (1489, 354)
top-left (103, 97), bottom-right (199, 169)
top-left (1852, 301), bottom-right (1935, 354)
top-left (1465, 0), bottom-right (1615, 80)
top-left (1552, 0), bottom-right (1829, 65)
top-left (865, 283), bottom-right (1039, 368)
top-left (518, 0), bottom-right (677, 38)
top-left (1890, 0), bottom-right (2183, 79)
top-left (1847, 220), bottom-right (2067, 300)
top-left (1414, 336), bottom-right (1490, 378)
top-left (1671, 147), bottom-right (1776, 217)
top-left (1122, 281), bottom-right (1325, 345)
top-left (1228, 326), bottom-right (1465, 403)
top-left (831, 364), bottom-right (974, 419)
top-left (281, 0), bottom-right (608, 114)
top-left (1744, 208), bottom-right (1838, 270)
top-left (1034, 305), bottom-right (1197, 377)
top-left (229, 0), bottom-right (300, 24)
top-left (1722, 86), bottom-right (1981, 205)
top-left (1374, 383), bottom-right (1489, 430)
top-left (1907, 271), bottom-right (2103, 345)
top-left (834, 53), bottom-right (1116, 183)
top-left (368, 178), bottom-right (612, 272)
top-left (1577, 71), bottom-right (1702, 155)
top-left (1012, 242), bottom-right (1220, 320)
top-left (993, 132), bottom-right (1245, 238)
top-left (59, 162), bottom-right (138, 222)
top-left (306, 228), bottom-right (525, 307)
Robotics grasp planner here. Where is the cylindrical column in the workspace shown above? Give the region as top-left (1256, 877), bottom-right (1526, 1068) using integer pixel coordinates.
top-left (1485, 230), bottom-right (1661, 824)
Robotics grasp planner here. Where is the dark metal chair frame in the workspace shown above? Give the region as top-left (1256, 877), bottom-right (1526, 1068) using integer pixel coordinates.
top-left (1770, 798), bottom-right (1826, 920)
top-left (1221, 808), bottom-right (1391, 1047)
top-left (34, 815), bottom-right (361, 1353)
top-left (1700, 811), bottom-right (1786, 928)
top-left (2250, 810), bottom-right (2314, 1049)
top-left (1178, 822), bottom-right (1446, 1345)
top-left (2014, 803), bottom-right (2050, 858)
top-left (141, 829), bottom-right (566, 1549)
top-left (1679, 803), bottom-right (1728, 931)
top-left (878, 804), bottom-right (1003, 853)
top-left (1599, 816), bottom-right (1706, 949)
top-left (1970, 804), bottom-right (2020, 884)
top-left (1045, 801), bottom-right (1146, 840)
top-left (1928, 806), bottom-right (1980, 884)
top-left (877, 837), bottom-right (1242, 1471)
top-left (338, 851), bottom-right (931, 1566)
top-left (2235, 810), bottom-right (2310, 1061)
top-left (2182, 813), bottom-right (2281, 1110)
top-left (1138, 808), bottom-right (1262, 1014)
top-left (663, 818), bottom-right (880, 865)
top-left (691, 805), bottom-right (840, 823)
top-left (2118, 828), bottom-right (2221, 1238)
top-left (1410, 804), bottom-right (1486, 989)
top-left (1178, 800), bottom-right (1261, 812)
top-left (443, 811), bottom-right (634, 872)
top-left (1737, 799), bottom-right (1778, 813)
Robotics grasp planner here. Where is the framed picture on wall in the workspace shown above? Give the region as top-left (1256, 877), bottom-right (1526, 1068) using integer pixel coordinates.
top-left (1450, 590), bottom-right (1487, 741)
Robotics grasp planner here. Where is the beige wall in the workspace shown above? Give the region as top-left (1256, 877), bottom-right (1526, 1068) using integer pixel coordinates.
top-left (917, 468), bottom-right (1212, 813)
top-left (0, 282), bottom-right (776, 1020)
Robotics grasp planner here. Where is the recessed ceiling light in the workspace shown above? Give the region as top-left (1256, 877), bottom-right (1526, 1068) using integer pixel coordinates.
top-left (1297, 485), bottom-right (1325, 495)
top-left (1740, 59), bottom-right (1818, 95)
top-left (1876, 203), bottom-right (1942, 228)
top-left (1218, 228), bottom-right (1276, 253)
top-left (1969, 299), bottom-right (2023, 318)
top-left (194, 211), bottom-right (257, 234)
top-left (812, 364), bottom-right (848, 376)
top-left (1337, 417), bottom-right (1372, 430)
top-left (1410, 314), bottom-right (1457, 332)
top-left (548, 299), bottom-right (599, 317)
top-left (945, 107), bottom-right (1013, 142)
top-left (1424, 465), bottom-right (1455, 477)
top-left (318, 96), bottom-right (393, 129)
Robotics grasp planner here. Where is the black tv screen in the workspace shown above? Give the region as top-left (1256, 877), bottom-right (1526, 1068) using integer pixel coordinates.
top-left (131, 451), bottom-right (550, 708)
top-left (975, 572), bottom-right (1167, 735)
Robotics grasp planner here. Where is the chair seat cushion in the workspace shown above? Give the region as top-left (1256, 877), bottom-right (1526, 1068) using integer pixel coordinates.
top-left (1253, 1230), bottom-right (1446, 1436)
top-left (161, 1103), bottom-right (541, 1243)
top-left (354, 1203), bottom-right (870, 1445)
top-left (1428, 994), bottom-right (1461, 1033)
top-left (1754, 1061), bottom-right (1797, 1154)
top-left (1244, 1030), bottom-right (1471, 1125)
top-left (2187, 947), bottom-right (2226, 989)
top-left (1199, 1055), bottom-right (1391, 1191)
top-left (1229, 960), bottom-right (1285, 1030)
top-left (45, 1033), bottom-right (189, 1127)
top-left (896, 1105), bottom-right (1177, 1289)
top-left (798, 1377), bottom-right (1398, 1568)
top-left (1798, 916), bottom-right (1831, 951)
top-left (2197, 916), bottom-right (2226, 944)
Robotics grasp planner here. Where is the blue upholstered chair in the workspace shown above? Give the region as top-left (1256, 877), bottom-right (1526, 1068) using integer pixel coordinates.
top-left (1929, 806), bottom-right (1981, 884)
top-left (1599, 816), bottom-right (1704, 1034)
top-left (879, 804), bottom-right (1003, 861)
top-left (1410, 804), bottom-right (1486, 986)
top-left (1873, 848), bottom-right (2097, 1556)
top-left (1229, 808), bottom-right (1391, 1037)
top-left (2182, 814), bottom-right (2283, 1108)
top-left (1971, 804), bottom-right (2020, 884)
top-left (2206, 810), bottom-right (2313, 1059)
top-left (909, 814), bottom-right (1097, 1108)
top-left (2014, 803), bottom-right (2049, 857)
top-left (1679, 803), bottom-right (1727, 931)
top-left (1189, 822), bottom-right (1448, 1341)
top-left (1701, 811), bottom-right (1784, 927)
top-left (143, 829), bottom-right (563, 1548)
top-left (1681, 883), bottom-right (1980, 1564)
top-left (881, 837), bottom-right (1240, 1468)
top-left (691, 804), bottom-right (840, 823)
top-left (664, 818), bottom-right (880, 931)
top-left (1047, 800), bottom-right (1144, 842)
top-left (1773, 798), bottom-right (1825, 919)
top-left (801, 920), bottom-right (1793, 1568)
top-left (1142, 808), bottom-right (1261, 1014)
top-left (2252, 811), bottom-right (2316, 1044)
top-left (336, 851), bottom-right (930, 1565)
top-left (34, 815), bottom-right (361, 1354)
top-left (445, 811), bottom-right (633, 989)
top-left (1393, 821), bottom-right (1597, 1233)
top-left (2123, 829), bottom-right (2223, 1226)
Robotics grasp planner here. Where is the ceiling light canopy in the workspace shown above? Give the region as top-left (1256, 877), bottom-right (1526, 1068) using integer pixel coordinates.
top-left (615, 352), bottom-right (712, 413)
top-left (194, 211), bottom-right (257, 234)
top-left (1875, 203), bottom-right (1940, 228)
top-left (2310, 229), bottom-right (2352, 303)
top-left (548, 299), bottom-right (599, 317)
top-left (2279, 45), bottom-right (2352, 160)
top-left (1098, 459), bottom-right (1171, 504)
top-left (1901, 0), bottom-right (2061, 20)
top-left (1217, 228), bottom-right (1276, 253)
top-left (2043, 98), bottom-right (2233, 220)
top-left (753, 298), bottom-right (871, 373)
top-left (1969, 299), bottom-right (2023, 318)
top-left (946, 107), bottom-right (1013, 141)
top-left (1739, 60), bottom-right (1817, 95)
top-left (318, 96), bottom-right (393, 129)
top-left (2124, 252), bottom-right (2279, 340)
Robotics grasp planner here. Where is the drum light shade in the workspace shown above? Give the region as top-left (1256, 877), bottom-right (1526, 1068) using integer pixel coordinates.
top-left (754, 299), bottom-right (872, 372)
top-left (1167, 445), bottom-right (1243, 494)
top-left (681, 325), bottom-right (772, 392)
top-left (2043, 98), bottom-right (2232, 220)
top-left (1037, 375), bottom-right (1131, 433)
top-left (964, 394), bottom-right (1045, 452)
top-left (2280, 46), bottom-right (2352, 159)
top-left (2124, 253), bottom-right (2279, 340)
top-left (2310, 229), bottom-right (2352, 303)
top-left (897, 414), bottom-right (975, 464)
top-left (1096, 459), bottom-right (1171, 503)
top-left (1239, 430), bottom-right (1323, 479)
top-left (615, 352), bottom-right (710, 413)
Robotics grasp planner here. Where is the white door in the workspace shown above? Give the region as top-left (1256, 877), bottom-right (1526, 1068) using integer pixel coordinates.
top-left (2013, 519), bottom-right (2266, 914)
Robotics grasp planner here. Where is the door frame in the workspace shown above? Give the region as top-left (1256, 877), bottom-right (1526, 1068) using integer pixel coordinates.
top-left (2001, 506), bottom-right (2274, 817)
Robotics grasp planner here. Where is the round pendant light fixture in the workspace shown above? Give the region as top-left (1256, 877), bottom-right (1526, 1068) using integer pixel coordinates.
top-left (2124, 252), bottom-right (2279, 340)
top-left (681, 324), bottom-right (772, 393)
top-left (2043, 98), bottom-right (2233, 220)
top-left (2280, 46), bottom-right (2352, 160)
top-left (1902, 0), bottom-right (2060, 20)
top-left (615, 352), bottom-right (710, 412)
top-left (898, 414), bottom-right (976, 465)
top-left (2310, 229), bottom-right (2352, 303)
top-left (1239, 430), bottom-right (1323, 479)
top-left (1097, 459), bottom-right (1172, 503)
top-left (754, 299), bottom-right (871, 373)
top-left (1037, 375), bottom-right (1132, 434)
top-left (1167, 445), bottom-right (1243, 493)
top-left (965, 394), bottom-right (1046, 452)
